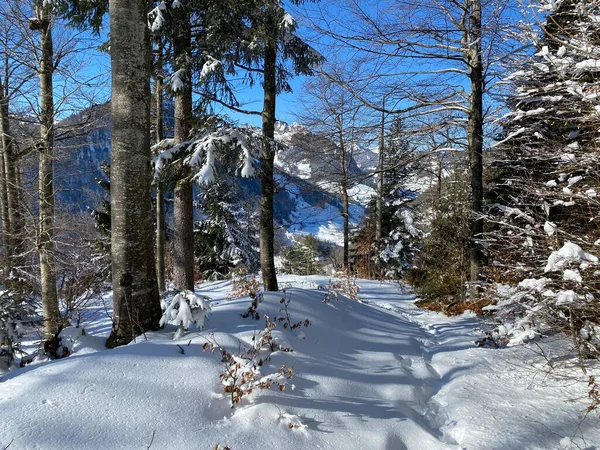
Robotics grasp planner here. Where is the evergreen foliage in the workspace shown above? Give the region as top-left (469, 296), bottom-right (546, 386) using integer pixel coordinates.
top-left (353, 119), bottom-right (421, 279)
top-left (484, 0), bottom-right (600, 354)
top-left (486, 0), bottom-right (600, 278)
top-left (409, 168), bottom-right (471, 299)
top-left (194, 178), bottom-right (259, 280)
top-left (89, 161), bottom-right (110, 238)
top-left (281, 235), bottom-right (330, 275)
top-left (0, 287), bottom-right (34, 371)
top-left (51, 0), bottom-right (108, 34)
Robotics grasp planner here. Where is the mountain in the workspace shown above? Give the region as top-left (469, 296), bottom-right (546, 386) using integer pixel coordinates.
top-left (53, 107), bottom-right (376, 247)
top-left (55, 103), bottom-right (111, 209)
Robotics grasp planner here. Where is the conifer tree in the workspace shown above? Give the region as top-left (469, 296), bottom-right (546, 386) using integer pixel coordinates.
top-left (353, 118), bottom-right (421, 278)
top-left (239, 1), bottom-right (322, 291)
top-left (195, 178), bottom-right (259, 279)
top-left (485, 0), bottom-right (600, 350)
top-left (487, 0), bottom-right (600, 275)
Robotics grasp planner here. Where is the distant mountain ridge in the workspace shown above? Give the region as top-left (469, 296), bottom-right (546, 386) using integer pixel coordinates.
top-left (54, 106), bottom-right (375, 246)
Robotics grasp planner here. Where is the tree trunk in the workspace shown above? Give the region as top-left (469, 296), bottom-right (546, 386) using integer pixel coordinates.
top-left (156, 184), bottom-right (166, 292)
top-left (172, 9), bottom-right (194, 291)
top-left (341, 184), bottom-right (349, 271)
top-left (107, 0), bottom-right (161, 348)
top-left (260, 16), bottom-right (278, 292)
top-left (37, 7), bottom-right (60, 342)
top-left (375, 101), bottom-right (385, 245)
top-left (155, 44), bottom-right (166, 293)
top-left (0, 81), bottom-right (10, 261)
top-left (1, 81), bottom-right (23, 269)
top-left (467, 0), bottom-right (484, 296)
top-left (173, 180), bottom-right (194, 289)
top-left (339, 131), bottom-right (350, 271)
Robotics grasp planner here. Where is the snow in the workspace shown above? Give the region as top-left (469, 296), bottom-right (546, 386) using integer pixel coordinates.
top-left (199, 56), bottom-right (221, 82)
top-left (281, 13), bottom-right (296, 31)
top-left (159, 290), bottom-right (212, 339)
top-left (490, 126), bottom-right (526, 147)
top-left (170, 69), bottom-right (185, 92)
top-left (575, 59), bottom-right (600, 71)
top-left (544, 220), bottom-right (556, 236)
top-left (348, 183), bottom-right (376, 205)
top-left (561, 153), bottom-right (577, 163)
top-left (491, 203), bottom-right (535, 224)
top-left (1, 277), bottom-right (598, 450)
top-left (518, 277), bottom-right (549, 291)
top-left (557, 46), bottom-right (567, 58)
top-left (562, 269), bottom-right (582, 283)
top-left (544, 242), bottom-right (599, 272)
top-left (556, 289), bottom-right (579, 306)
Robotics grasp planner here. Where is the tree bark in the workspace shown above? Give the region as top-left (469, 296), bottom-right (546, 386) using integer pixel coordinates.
top-left (259, 13), bottom-right (279, 292)
top-left (0, 80), bottom-right (10, 260)
top-left (155, 44), bottom-right (166, 293)
top-left (171, 9), bottom-right (194, 291)
top-left (0, 79), bottom-right (23, 269)
top-left (467, 0), bottom-right (484, 296)
top-left (107, 0), bottom-right (161, 348)
top-left (37, 7), bottom-right (60, 342)
top-left (375, 102), bottom-right (385, 245)
top-left (339, 130), bottom-right (350, 271)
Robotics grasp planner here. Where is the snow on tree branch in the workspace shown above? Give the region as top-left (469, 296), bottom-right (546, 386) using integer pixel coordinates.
top-left (152, 127), bottom-right (260, 183)
top-left (148, 1), bottom-right (168, 32)
top-left (198, 55), bottom-right (222, 83)
top-left (170, 68), bottom-right (186, 92)
top-left (160, 290), bottom-right (211, 339)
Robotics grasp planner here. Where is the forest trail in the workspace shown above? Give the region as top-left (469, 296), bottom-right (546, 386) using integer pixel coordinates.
top-left (0, 277), bottom-right (597, 450)
top-left (356, 282), bottom-right (474, 449)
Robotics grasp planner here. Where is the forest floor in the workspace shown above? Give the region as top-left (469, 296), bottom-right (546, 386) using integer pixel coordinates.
top-left (0, 276), bottom-right (598, 450)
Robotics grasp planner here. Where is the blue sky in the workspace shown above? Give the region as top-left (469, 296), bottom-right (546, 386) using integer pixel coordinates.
top-left (74, 4), bottom-right (315, 129)
top-left (216, 78), bottom-right (308, 128)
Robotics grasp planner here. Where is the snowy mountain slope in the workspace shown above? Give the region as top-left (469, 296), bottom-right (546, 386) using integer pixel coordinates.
top-left (55, 109), bottom-right (373, 246)
top-left (0, 277), bottom-right (597, 450)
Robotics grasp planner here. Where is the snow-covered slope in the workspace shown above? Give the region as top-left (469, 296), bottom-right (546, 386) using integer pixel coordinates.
top-left (58, 114), bottom-right (372, 246)
top-left (1, 277), bottom-right (597, 450)
top-left (272, 122), bottom-right (376, 244)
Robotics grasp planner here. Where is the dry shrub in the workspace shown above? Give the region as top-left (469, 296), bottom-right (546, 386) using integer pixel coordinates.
top-left (415, 297), bottom-right (494, 316)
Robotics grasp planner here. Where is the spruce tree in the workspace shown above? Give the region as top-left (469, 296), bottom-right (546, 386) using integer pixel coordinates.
top-left (487, 0), bottom-right (600, 274)
top-left (195, 178), bottom-right (259, 280)
top-left (354, 119), bottom-right (421, 279)
top-left (239, 1), bottom-right (323, 291)
top-left (484, 0), bottom-right (600, 350)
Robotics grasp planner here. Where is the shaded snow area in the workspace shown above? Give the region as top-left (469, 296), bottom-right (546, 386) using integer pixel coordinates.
top-left (1, 277), bottom-right (598, 449)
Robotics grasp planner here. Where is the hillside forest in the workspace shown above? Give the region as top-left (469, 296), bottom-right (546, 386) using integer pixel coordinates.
top-left (0, 0), bottom-right (600, 448)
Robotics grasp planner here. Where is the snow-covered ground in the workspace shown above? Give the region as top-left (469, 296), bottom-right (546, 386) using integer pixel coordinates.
top-left (1, 277), bottom-right (598, 450)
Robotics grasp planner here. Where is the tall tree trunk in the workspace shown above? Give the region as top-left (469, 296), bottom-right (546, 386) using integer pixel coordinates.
top-left (437, 159), bottom-right (443, 199)
top-left (1, 80), bottom-right (23, 269)
top-left (467, 0), bottom-right (484, 296)
top-left (155, 44), bottom-right (166, 293)
top-left (172, 9), bottom-right (194, 291)
top-left (36, 7), bottom-right (60, 342)
top-left (260, 17), bottom-right (278, 292)
top-left (339, 131), bottom-right (349, 271)
top-left (107, 0), bottom-right (161, 348)
top-left (375, 101), bottom-right (385, 245)
top-left (0, 81), bottom-right (10, 262)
